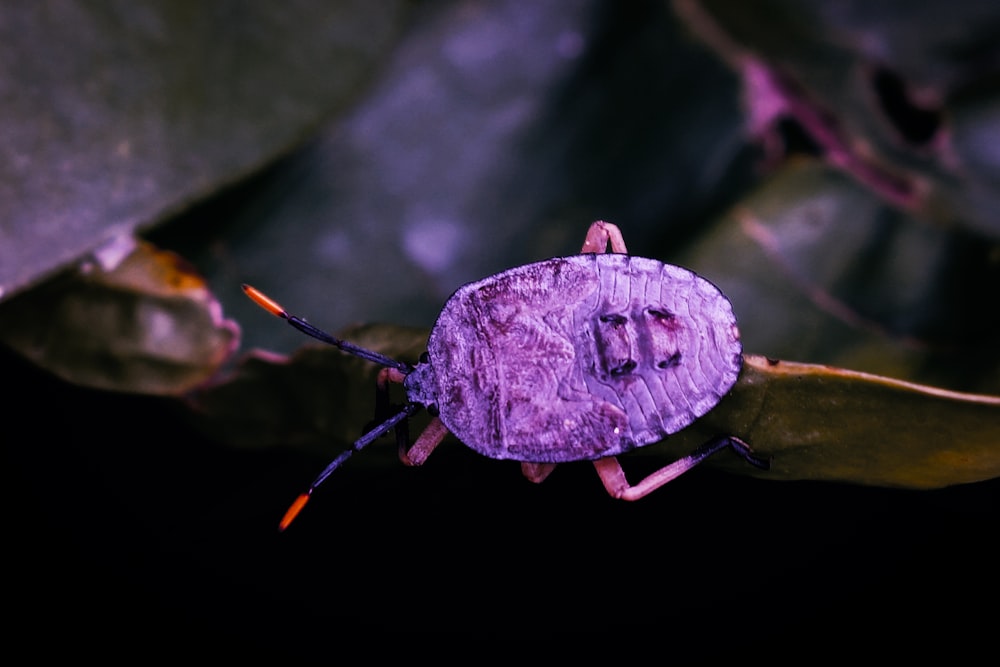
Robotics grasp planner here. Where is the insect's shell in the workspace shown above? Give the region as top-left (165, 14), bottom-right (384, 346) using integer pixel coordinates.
top-left (422, 253), bottom-right (742, 463)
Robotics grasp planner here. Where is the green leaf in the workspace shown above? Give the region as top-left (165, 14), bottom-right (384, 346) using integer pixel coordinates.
top-left (659, 355), bottom-right (1000, 489)
top-left (187, 323), bottom-right (430, 453)
top-left (188, 323), bottom-right (1000, 490)
top-left (0, 1), bottom-right (407, 301)
top-left (675, 159), bottom-right (1000, 395)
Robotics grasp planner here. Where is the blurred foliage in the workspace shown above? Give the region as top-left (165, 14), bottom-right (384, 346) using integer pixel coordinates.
top-left (0, 0), bottom-right (407, 299)
top-left (1, 0), bottom-right (998, 489)
top-left (678, 159), bottom-right (1000, 395)
top-left (676, 0), bottom-right (1000, 237)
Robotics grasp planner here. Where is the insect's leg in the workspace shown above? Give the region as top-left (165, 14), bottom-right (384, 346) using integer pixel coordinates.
top-left (375, 367), bottom-right (407, 414)
top-left (593, 435), bottom-right (769, 501)
top-left (401, 416), bottom-right (449, 467)
top-left (580, 220), bottom-right (628, 254)
top-left (520, 461), bottom-right (558, 484)
top-left (374, 367), bottom-right (410, 458)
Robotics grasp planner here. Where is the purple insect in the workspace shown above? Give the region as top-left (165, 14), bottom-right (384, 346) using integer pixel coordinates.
top-left (243, 221), bottom-right (768, 530)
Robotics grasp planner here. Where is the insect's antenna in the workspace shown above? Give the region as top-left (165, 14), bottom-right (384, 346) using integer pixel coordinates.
top-left (279, 402), bottom-right (421, 531)
top-left (242, 284), bottom-right (413, 374)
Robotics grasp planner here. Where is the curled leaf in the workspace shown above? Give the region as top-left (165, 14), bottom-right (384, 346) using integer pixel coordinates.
top-left (0, 239), bottom-right (239, 395)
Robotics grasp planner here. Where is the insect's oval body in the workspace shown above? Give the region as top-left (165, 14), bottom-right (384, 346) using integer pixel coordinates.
top-left (405, 253), bottom-right (742, 463)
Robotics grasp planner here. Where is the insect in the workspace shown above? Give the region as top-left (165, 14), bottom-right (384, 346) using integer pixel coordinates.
top-left (243, 221), bottom-right (769, 530)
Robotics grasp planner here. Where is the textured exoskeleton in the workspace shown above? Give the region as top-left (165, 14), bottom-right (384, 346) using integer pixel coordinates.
top-left (243, 221), bottom-right (768, 530)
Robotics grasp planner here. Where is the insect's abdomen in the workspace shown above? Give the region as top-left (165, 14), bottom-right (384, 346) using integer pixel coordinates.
top-left (426, 254), bottom-right (742, 463)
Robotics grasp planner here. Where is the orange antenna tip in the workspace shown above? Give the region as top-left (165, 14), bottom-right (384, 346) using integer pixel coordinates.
top-left (242, 283), bottom-right (288, 318)
top-left (278, 492), bottom-right (311, 532)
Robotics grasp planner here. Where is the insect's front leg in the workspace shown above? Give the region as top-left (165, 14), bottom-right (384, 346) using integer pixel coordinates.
top-left (580, 220), bottom-right (628, 254)
top-left (373, 367), bottom-right (411, 460)
top-left (374, 366), bottom-right (450, 467)
top-left (593, 435), bottom-right (769, 501)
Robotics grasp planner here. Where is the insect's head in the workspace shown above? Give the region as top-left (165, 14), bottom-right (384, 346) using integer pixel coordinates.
top-left (403, 351), bottom-right (440, 416)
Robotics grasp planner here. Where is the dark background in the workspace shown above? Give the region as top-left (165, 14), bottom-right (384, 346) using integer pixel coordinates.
top-left (7, 342), bottom-right (997, 656)
top-left (4, 1), bottom-right (999, 658)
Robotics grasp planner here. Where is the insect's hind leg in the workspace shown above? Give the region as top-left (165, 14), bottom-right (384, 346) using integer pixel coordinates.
top-left (581, 220), bottom-right (628, 254)
top-left (593, 435), bottom-right (769, 501)
top-left (401, 416), bottom-right (449, 467)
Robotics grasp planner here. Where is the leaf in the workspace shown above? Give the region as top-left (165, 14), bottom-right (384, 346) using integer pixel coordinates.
top-left (0, 1), bottom-right (407, 301)
top-left (675, 0), bottom-right (1000, 236)
top-left (0, 238), bottom-right (239, 395)
top-left (187, 322), bottom-right (1000, 490)
top-left (658, 355), bottom-right (1000, 489)
top-left (186, 323), bottom-right (430, 452)
top-left (674, 159), bottom-right (1000, 395)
